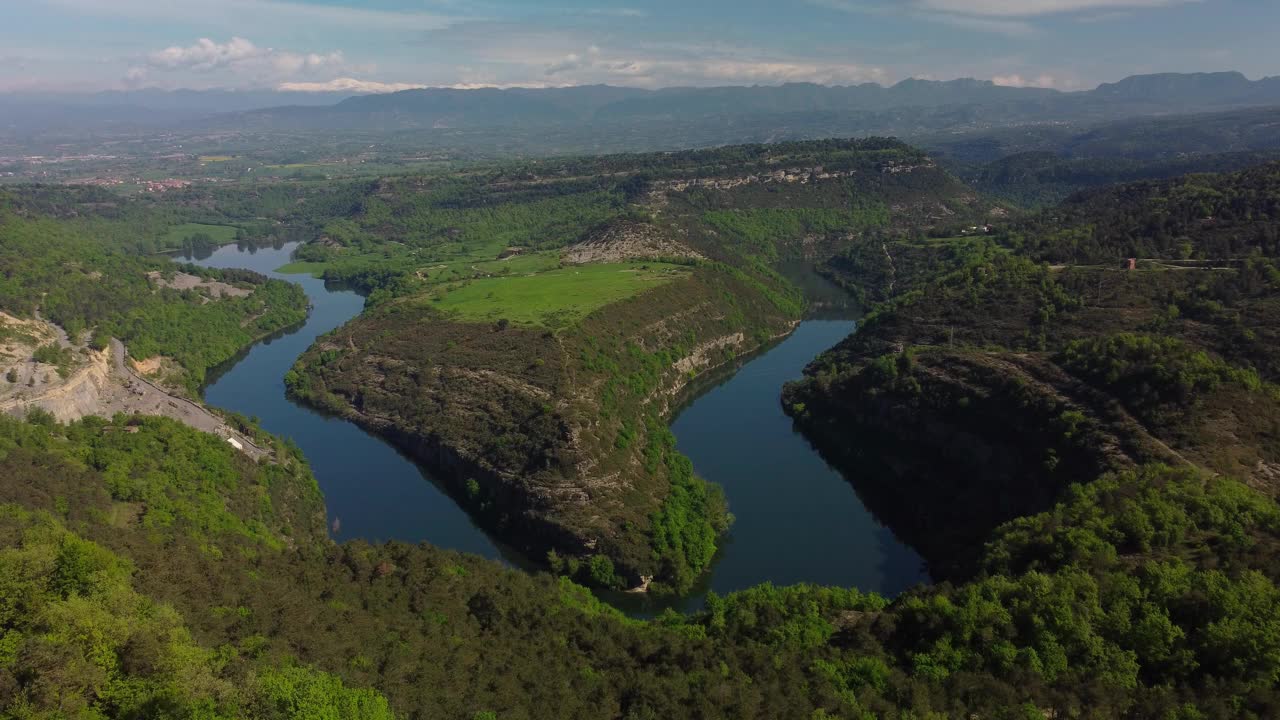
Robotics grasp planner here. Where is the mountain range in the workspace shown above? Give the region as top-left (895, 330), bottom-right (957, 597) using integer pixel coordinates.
top-left (225, 71), bottom-right (1280, 130)
top-left (3, 71), bottom-right (1279, 139)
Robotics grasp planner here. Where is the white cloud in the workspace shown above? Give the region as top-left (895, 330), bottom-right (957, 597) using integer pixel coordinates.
top-left (992, 72), bottom-right (1059, 87)
top-left (582, 7), bottom-right (647, 18)
top-left (674, 60), bottom-right (888, 86)
top-left (122, 66), bottom-right (148, 87)
top-left (542, 46), bottom-right (887, 87)
top-left (270, 51), bottom-right (346, 76)
top-left (546, 46), bottom-right (603, 75)
top-left (145, 37), bottom-right (346, 81)
top-left (928, 14), bottom-right (1035, 34)
top-left (808, 0), bottom-right (1034, 35)
top-left (39, 0), bottom-right (462, 32)
top-left (809, 0), bottom-right (1197, 35)
top-left (411, 21), bottom-right (890, 88)
top-left (277, 77), bottom-right (426, 93)
top-left (148, 37), bottom-right (263, 72)
top-left (914, 0), bottom-right (1200, 17)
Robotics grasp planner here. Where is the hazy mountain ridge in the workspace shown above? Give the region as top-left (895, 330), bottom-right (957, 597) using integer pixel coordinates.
top-left (4, 72), bottom-right (1280, 137)
top-left (249, 71), bottom-right (1280, 127)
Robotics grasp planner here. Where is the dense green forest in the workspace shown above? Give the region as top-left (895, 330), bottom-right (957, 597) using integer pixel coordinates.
top-left (1003, 162), bottom-right (1280, 262)
top-left (4, 412), bottom-right (1279, 717)
top-left (2, 140), bottom-right (1279, 717)
top-left (0, 194), bottom-right (308, 389)
top-left (782, 160), bottom-right (1280, 715)
top-left (963, 150), bottom-right (1280, 207)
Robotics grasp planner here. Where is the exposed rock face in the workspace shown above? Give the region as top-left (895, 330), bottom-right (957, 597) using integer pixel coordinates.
top-left (0, 311), bottom-right (94, 420)
top-left (0, 348), bottom-right (112, 423)
top-left (147, 271), bottom-right (252, 299)
top-left (0, 330), bottom-right (268, 461)
top-left (563, 222), bottom-right (703, 265)
top-left (649, 166), bottom-right (866, 194)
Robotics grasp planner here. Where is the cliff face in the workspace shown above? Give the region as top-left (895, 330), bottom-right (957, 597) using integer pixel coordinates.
top-left (785, 348), bottom-right (1192, 578)
top-left (0, 312), bottom-right (109, 422)
top-left (1, 348), bottom-right (112, 423)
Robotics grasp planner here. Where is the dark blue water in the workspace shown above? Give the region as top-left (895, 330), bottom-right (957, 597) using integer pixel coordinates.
top-left (187, 242), bottom-right (501, 558)
top-left (669, 320), bottom-right (925, 602)
top-left (185, 244), bottom-right (924, 608)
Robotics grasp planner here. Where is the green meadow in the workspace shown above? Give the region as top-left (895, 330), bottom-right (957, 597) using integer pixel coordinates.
top-left (425, 262), bottom-right (688, 327)
top-left (274, 260), bottom-right (329, 276)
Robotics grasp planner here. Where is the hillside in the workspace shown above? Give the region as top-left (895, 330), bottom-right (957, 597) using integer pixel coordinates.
top-left (229, 72), bottom-right (1280, 134)
top-left (1, 142), bottom-right (1279, 719)
top-left (5, 390), bottom-right (1279, 717)
top-left (283, 138), bottom-right (992, 593)
top-left (786, 162), bottom-right (1280, 578)
top-left (0, 194), bottom-right (308, 394)
top-left (919, 105), bottom-right (1280, 206)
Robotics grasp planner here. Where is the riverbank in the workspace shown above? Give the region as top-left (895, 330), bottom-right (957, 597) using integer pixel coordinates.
top-left (187, 242), bottom-right (504, 557)
top-left (184, 241), bottom-right (929, 608)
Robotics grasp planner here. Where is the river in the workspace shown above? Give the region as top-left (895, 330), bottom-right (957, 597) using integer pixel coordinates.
top-left (184, 243), bottom-right (925, 611)
top-left (188, 242), bottom-right (501, 558)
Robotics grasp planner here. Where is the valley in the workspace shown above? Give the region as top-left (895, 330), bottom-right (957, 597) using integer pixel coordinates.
top-left (274, 139), bottom-right (982, 594)
top-left (2, 76), bottom-right (1280, 718)
top-left (182, 240), bottom-right (926, 614)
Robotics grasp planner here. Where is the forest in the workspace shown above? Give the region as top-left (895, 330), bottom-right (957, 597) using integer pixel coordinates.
top-left (0, 192), bottom-right (308, 390)
top-left (782, 160), bottom-right (1280, 715)
top-left (3, 413), bottom-right (1279, 718)
top-left (0, 138), bottom-right (1279, 718)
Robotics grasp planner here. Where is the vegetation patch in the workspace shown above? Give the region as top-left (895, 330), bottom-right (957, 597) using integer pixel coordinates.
top-left (161, 222), bottom-right (241, 246)
top-left (425, 262), bottom-right (689, 327)
top-left (0, 209), bottom-right (307, 391)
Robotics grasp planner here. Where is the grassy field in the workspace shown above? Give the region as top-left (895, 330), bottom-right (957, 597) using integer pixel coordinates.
top-left (424, 262), bottom-right (689, 327)
top-left (162, 222), bottom-right (240, 245)
top-left (274, 261), bottom-right (328, 276)
top-left (198, 155), bottom-right (234, 162)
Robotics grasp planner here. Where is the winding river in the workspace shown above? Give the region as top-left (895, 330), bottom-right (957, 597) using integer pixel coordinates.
top-left (186, 243), bottom-right (925, 611)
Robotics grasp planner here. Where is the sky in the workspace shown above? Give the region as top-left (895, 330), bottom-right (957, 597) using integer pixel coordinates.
top-left (2, 0), bottom-right (1277, 94)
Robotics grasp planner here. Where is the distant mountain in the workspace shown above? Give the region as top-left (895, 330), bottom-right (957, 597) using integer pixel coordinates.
top-left (0, 88), bottom-right (356, 136)
top-left (225, 72), bottom-right (1280, 133)
top-left (911, 104), bottom-right (1280, 206)
top-left (1092, 71), bottom-right (1260, 105)
top-left (918, 104), bottom-right (1280, 165)
top-left (4, 72), bottom-right (1280, 141)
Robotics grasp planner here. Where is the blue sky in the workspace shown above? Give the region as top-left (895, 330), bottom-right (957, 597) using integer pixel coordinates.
top-left (3, 0), bottom-right (1277, 93)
